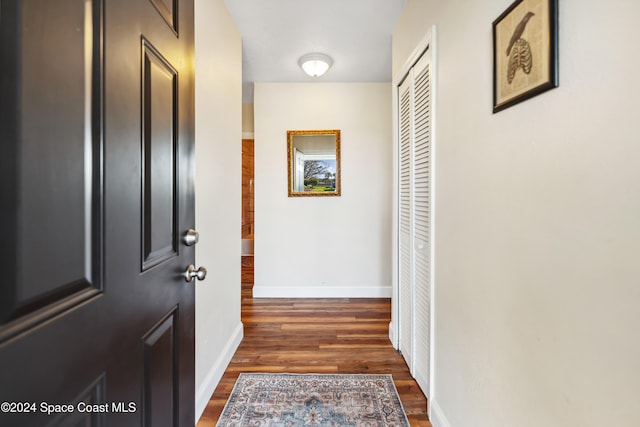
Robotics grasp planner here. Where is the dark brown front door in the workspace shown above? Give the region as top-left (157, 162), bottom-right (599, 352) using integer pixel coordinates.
top-left (0, 0), bottom-right (195, 426)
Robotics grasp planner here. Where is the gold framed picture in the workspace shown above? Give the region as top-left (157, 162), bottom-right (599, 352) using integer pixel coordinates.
top-left (493, 0), bottom-right (558, 113)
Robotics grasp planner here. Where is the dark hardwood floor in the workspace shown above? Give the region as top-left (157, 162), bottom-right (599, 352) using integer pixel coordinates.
top-left (197, 256), bottom-right (431, 426)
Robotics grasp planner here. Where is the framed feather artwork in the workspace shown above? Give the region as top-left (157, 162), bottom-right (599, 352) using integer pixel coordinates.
top-left (492, 0), bottom-right (558, 113)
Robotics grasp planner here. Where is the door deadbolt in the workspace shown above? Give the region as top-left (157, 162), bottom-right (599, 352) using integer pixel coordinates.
top-left (183, 229), bottom-right (199, 246)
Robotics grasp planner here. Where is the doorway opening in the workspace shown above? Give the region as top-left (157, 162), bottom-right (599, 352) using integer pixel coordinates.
top-left (241, 138), bottom-right (254, 297)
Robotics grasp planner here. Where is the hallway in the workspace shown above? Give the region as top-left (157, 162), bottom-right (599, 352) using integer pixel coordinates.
top-left (197, 259), bottom-right (431, 426)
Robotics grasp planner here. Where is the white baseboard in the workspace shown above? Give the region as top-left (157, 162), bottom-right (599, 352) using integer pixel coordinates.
top-left (430, 399), bottom-right (452, 427)
top-left (195, 322), bottom-right (244, 422)
top-left (252, 285), bottom-right (392, 298)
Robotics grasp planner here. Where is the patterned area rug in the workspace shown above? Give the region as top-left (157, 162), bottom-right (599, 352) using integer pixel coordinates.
top-left (216, 373), bottom-right (410, 426)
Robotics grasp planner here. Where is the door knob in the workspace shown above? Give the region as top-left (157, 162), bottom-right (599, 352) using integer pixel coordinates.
top-left (183, 229), bottom-right (199, 246)
top-left (184, 264), bottom-right (207, 282)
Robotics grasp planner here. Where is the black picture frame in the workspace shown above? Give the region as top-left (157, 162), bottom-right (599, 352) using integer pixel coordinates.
top-left (492, 0), bottom-right (558, 113)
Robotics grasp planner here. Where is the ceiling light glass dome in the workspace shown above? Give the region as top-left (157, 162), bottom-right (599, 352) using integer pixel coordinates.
top-left (298, 53), bottom-right (333, 77)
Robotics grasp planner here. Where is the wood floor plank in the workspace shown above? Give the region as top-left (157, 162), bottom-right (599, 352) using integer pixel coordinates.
top-left (196, 260), bottom-right (431, 426)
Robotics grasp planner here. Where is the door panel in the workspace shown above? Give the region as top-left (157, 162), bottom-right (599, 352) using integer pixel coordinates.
top-left (0, 0), bottom-right (195, 426)
top-left (149, 0), bottom-right (177, 32)
top-left (398, 77), bottom-right (413, 369)
top-left (142, 309), bottom-right (178, 427)
top-left (141, 39), bottom-right (179, 271)
top-left (0, 0), bottom-right (103, 343)
top-left (412, 54), bottom-right (432, 394)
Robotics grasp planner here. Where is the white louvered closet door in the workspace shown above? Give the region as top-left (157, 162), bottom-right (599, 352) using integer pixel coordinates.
top-left (397, 49), bottom-right (432, 396)
top-left (412, 52), bottom-right (432, 394)
top-left (398, 76), bottom-right (413, 370)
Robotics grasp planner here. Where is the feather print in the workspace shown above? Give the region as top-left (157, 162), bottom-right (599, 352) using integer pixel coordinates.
top-left (506, 12), bottom-right (534, 56)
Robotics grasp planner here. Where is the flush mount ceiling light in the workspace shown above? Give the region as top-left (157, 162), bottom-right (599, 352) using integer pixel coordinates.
top-left (298, 53), bottom-right (333, 77)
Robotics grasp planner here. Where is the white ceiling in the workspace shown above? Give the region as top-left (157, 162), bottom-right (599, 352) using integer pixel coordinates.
top-left (224, 0), bottom-right (407, 102)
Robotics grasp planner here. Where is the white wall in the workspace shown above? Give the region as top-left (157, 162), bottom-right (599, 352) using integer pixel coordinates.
top-left (253, 83), bottom-right (393, 298)
top-left (194, 0), bottom-right (243, 421)
top-left (242, 103), bottom-right (254, 136)
top-left (393, 1), bottom-right (640, 426)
